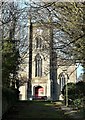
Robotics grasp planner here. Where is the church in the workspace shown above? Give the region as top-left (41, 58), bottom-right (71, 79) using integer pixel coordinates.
top-left (19, 23), bottom-right (77, 101)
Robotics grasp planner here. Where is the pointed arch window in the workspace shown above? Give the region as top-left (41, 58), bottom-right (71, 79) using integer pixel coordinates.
top-left (59, 72), bottom-right (65, 91)
top-left (36, 37), bottom-right (42, 49)
top-left (35, 54), bottom-right (42, 77)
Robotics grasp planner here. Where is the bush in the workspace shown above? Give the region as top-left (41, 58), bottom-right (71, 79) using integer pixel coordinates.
top-left (62, 83), bottom-right (76, 101)
top-left (62, 82), bottom-right (85, 107)
top-left (73, 99), bottom-right (82, 109)
top-left (2, 87), bottom-right (19, 114)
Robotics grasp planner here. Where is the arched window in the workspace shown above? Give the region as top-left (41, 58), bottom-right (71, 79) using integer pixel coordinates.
top-left (36, 37), bottom-right (42, 48)
top-left (35, 54), bottom-right (42, 77)
top-left (59, 72), bottom-right (65, 91)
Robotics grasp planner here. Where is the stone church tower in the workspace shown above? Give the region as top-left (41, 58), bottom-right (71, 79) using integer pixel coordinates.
top-left (29, 23), bottom-right (76, 101)
top-left (30, 23), bottom-right (57, 100)
top-left (19, 23), bottom-right (77, 101)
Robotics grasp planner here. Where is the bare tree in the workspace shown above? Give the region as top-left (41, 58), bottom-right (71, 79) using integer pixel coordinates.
top-left (2, 1), bottom-right (85, 88)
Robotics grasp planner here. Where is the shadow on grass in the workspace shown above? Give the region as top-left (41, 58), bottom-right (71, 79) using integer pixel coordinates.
top-left (2, 100), bottom-right (82, 120)
top-left (2, 101), bottom-right (84, 120)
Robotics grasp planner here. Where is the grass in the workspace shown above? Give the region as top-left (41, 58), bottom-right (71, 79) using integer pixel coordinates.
top-left (2, 101), bottom-right (67, 119)
top-left (3, 100), bottom-right (84, 119)
top-left (19, 101), bottom-right (65, 118)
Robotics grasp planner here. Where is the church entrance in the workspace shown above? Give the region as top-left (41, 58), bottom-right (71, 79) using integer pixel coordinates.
top-left (34, 86), bottom-right (44, 99)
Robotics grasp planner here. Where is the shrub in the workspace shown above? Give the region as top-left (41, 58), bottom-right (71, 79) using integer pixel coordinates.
top-left (2, 87), bottom-right (19, 114)
top-left (73, 99), bottom-right (82, 109)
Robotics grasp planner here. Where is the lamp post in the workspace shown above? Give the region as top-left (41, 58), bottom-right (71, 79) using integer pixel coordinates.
top-left (66, 76), bottom-right (68, 107)
top-left (63, 69), bottom-right (69, 107)
top-left (50, 79), bottom-right (53, 101)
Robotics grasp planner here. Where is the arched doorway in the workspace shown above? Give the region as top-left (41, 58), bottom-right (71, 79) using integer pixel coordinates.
top-left (34, 86), bottom-right (44, 98)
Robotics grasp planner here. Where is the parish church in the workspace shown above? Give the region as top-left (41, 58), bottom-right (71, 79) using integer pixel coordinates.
top-left (19, 23), bottom-right (77, 101)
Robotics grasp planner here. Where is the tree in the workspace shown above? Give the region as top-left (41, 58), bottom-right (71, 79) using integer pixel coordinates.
top-left (29, 2), bottom-right (85, 66)
top-left (28, 2), bottom-right (85, 87)
top-left (1, 1), bottom-right (85, 92)
top-left (2, 2), bottom-right (21, 88)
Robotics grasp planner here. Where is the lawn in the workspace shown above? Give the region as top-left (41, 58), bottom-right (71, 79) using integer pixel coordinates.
top-left (2, 101), bottom-right (68, 119)
top-left (3, 100), bottom-right (84, 119)
top-left (18, 101), bottom-right (66, 119)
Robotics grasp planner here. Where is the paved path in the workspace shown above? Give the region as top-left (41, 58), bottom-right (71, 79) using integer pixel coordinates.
top-left (60, 106), bottom-right (84, 120)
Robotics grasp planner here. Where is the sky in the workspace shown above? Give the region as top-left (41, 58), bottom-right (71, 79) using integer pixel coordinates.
top-left (77, 64), bottom-right (83, 78)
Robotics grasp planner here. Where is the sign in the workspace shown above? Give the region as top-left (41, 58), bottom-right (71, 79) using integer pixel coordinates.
top-left (38, 88), bottom-right (44, 96)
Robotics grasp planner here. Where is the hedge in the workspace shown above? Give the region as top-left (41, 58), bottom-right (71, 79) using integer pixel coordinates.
top-left (2, 87), bottom-right (19, 114)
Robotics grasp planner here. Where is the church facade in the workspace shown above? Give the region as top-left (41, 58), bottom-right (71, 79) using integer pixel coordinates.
top-left (19, 23), bottom-right (77, 101)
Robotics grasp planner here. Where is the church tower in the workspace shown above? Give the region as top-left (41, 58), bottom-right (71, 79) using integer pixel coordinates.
top-left (30, 23), bottom-right (57, 100)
